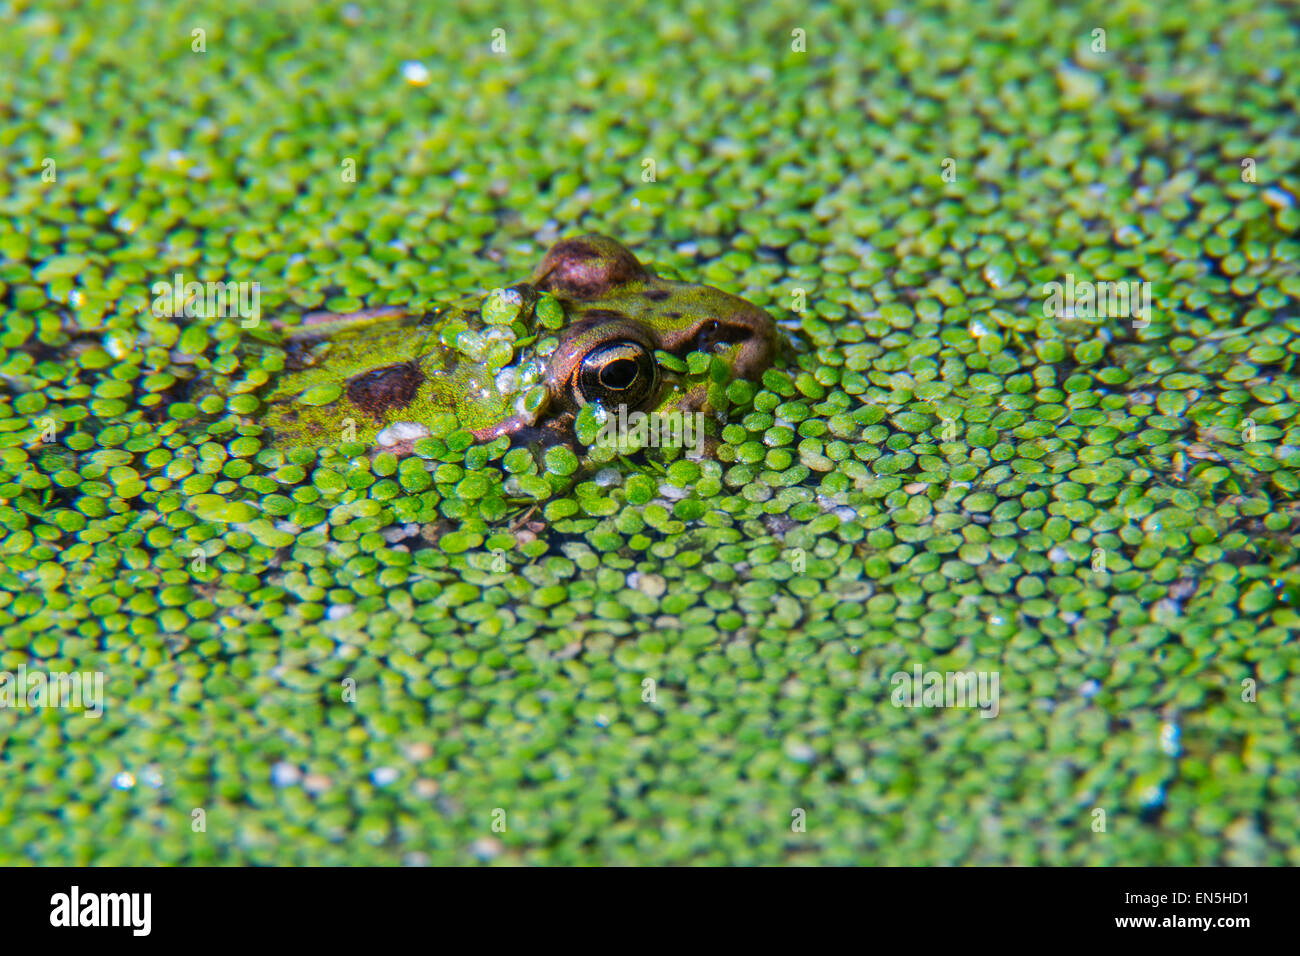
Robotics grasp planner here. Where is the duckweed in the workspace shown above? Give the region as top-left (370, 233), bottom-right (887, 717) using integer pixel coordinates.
top-left (1, 0), bottom-right (1298, 867)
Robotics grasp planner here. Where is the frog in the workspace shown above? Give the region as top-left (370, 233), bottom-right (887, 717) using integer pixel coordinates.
top-left (254, 235), bottom-right (779, 457)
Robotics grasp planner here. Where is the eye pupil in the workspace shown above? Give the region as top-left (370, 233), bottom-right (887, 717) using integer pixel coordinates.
top-left (600, 358), bottom-right (639, 390)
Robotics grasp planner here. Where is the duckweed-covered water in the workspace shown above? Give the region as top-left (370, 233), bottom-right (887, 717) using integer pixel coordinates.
top-left (1, 0), bottom-right (1297, 864)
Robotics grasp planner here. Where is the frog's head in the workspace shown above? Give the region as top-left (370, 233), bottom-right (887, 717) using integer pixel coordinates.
top-left (253, 235), bottom-right (780, 459)
top-left (479, 235), bottom-right (778, 443)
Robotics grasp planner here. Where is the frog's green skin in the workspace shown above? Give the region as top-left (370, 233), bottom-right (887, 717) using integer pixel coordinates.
top-left (257, 235), bottom-right (778, 454)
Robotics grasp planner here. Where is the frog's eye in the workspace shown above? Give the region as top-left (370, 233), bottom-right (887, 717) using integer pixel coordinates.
top-left (575, 341), bottom-right (658, 408)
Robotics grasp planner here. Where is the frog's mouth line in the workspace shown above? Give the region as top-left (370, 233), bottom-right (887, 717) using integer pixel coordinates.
top-left (472, 413), bottom-right (572, 447)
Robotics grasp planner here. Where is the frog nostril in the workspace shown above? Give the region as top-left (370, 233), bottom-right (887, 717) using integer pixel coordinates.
top-left (695, 319), bottom-right (747, 353)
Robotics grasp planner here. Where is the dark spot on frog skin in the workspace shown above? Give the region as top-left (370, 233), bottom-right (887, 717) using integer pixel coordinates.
top-left (345, 361), bottom-right (425, 419)
top-left (640, 288), bottom-right (671, 302)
